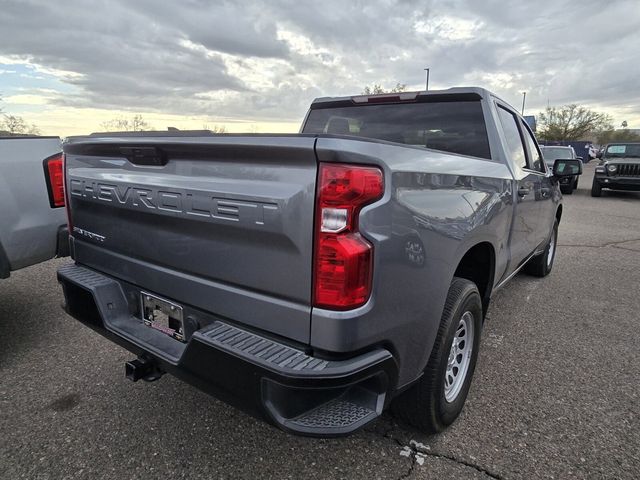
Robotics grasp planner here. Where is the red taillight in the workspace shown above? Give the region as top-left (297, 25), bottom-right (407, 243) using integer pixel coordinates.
top-left (44, 153), bottom-right (65, 208)
top-left (313, 163), bottom-right (384, 309)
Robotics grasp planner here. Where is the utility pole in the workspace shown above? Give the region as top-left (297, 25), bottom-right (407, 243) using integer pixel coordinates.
top-left (521, 91), bottom-right (526, 115)
top-left (424, 68), bottom-right (430, 91)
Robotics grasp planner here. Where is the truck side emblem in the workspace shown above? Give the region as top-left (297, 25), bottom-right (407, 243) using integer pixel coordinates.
top-left (72, 227), bottom-right (106, 243)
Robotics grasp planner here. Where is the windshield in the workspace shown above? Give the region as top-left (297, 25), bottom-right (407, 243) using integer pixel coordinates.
top-left (540, 147), bottom-right (574, 163)
top-left (302, 100), bottom-right (491, 160)
top-left (605, 144), bottom-right (640, 158)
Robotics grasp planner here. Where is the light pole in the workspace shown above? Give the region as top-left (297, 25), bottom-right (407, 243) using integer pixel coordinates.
top-left (424, 68), bottom-right (430, 91)
top-left (521, 91), bottom-right (526, 115)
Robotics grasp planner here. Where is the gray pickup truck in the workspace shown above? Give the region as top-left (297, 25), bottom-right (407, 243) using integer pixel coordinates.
top-left (57, 88), bottom-right (581, 437)
top-left (1, 136), bottom-right (68, 279)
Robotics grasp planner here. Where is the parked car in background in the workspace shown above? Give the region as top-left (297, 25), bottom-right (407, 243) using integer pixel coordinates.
top-left (58, 88), bottom-right (581, 437)
top-left (540, 145), bottom-right (581, 194)
top-left (592, 143), bottom-right (640, 197)
top-left (0, 136), bottom-right (69, 279)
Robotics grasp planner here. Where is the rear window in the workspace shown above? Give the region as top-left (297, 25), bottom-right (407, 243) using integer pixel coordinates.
top-left (541, 147), bottom-right (574, 161)
top-left (302, 101), bottom-right (491, 160)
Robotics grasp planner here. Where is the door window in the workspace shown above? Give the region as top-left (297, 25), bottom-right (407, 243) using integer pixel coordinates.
top-left (520, 121), bottom-right (545, 173)
top-left (497, 106), bottom-right (527, 170)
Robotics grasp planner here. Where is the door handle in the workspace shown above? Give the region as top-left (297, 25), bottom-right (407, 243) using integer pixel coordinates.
top-left (517, 187), bottom-right (530, 197)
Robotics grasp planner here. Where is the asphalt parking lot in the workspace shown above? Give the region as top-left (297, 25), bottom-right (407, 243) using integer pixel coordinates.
top-left (1, 162), bottom-right (639, 480)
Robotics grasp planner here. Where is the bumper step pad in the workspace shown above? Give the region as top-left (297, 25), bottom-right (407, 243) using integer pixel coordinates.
top-left (200, 322), bottom-right (328, 372)
top-left (291, 399), bottom-right (376, 429)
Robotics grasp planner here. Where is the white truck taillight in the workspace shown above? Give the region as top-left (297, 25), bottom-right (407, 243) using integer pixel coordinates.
top-left (313, 163), bottom-right (384, 310)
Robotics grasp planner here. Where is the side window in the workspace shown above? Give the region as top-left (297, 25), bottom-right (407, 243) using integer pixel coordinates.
top-left (520, 121), bottom-right (545, 173)
top-left (496, 106), bottom-right (527, 170)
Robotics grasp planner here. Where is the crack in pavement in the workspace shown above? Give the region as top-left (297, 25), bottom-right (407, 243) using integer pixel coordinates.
top-left (559, 237), bottom-right (640, 251)
top-left (398, 452), bottom-right (417, 479)
top-left (612, 245), bottom-right (640, 253)
top-left (379, 427), bottom-right (416, 479)
top-left (380, 427), bottom-right (505, 480)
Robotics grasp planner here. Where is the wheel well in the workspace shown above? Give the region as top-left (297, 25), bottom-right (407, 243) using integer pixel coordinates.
top-left (556, 205), bottom-right (563, 224)
top-left (454, 242), bottom-right (495, 317)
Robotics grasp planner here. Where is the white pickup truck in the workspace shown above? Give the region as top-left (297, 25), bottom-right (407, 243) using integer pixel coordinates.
top-left (0, 136), bottom-right (69, 279)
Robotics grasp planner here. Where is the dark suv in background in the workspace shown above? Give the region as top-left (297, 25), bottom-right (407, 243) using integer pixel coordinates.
top-left (540, 145), bottom-right (582, 194)
top-left (592, 143), bottom-right (640, 197)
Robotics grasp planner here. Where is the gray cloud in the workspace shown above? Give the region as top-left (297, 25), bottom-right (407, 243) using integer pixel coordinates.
top-left (0, 0), bottom-right (639, 123)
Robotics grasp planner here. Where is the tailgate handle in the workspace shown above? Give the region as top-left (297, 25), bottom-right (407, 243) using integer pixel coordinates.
top-left (119, 146), bottom-right (166, 166)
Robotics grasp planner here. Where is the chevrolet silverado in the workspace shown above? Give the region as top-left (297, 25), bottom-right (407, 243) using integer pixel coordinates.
top-left (57, 88), bottom-right (581, 436)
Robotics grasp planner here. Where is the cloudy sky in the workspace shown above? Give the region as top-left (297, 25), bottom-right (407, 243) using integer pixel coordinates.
top-left (0, 0), bottom-right (639, 136)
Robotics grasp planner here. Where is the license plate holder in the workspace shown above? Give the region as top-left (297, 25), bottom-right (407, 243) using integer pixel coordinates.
top-left (141, 292), bottom-right (185, 342)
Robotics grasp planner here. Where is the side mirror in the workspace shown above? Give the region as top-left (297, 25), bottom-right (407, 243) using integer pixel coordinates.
top-left (553, 159), bottom-right (583, 177)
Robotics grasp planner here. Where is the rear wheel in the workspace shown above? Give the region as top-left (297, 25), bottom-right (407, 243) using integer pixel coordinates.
top-left (591, 178), bottom-right (602, 197)
top-left (524, 219), bottom-right (558, 277)
top-left (391, 277), bottom-right (482, 433)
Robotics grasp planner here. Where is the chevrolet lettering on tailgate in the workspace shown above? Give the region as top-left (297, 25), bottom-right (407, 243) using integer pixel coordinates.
top-left (69, 179), bottom-right (280, 226)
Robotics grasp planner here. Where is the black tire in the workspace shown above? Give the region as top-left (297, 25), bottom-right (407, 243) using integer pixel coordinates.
top-left (391, 277), bottom-right (482, 433)
top-left (574, 178), bottom-right (579, 189)
top-left (524, 219), bottom-right (558, 277)
top-left (591, 178), bottom-right (602, 197)
top-left (560, 183), bottom-right (573, 194)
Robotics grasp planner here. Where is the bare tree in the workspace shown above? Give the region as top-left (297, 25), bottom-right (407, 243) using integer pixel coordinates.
top-left (0, 114), bottom-right (40, 136)
top-left (362, 83), bottom-right (407, 95)
top-left (0, 94), bottom-right (41, 136)
top-left (202, 123), bottom-right (227, 133)
top-left (101, 114), bottom-right (153, 132)
top-left (537, 105), bottom-right (613, 141)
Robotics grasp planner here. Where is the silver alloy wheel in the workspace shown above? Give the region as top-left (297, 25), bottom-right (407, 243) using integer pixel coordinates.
top-left (444, 311), bottom-right (474, 403)
top-left (547, 229), bottom-right (556, 267)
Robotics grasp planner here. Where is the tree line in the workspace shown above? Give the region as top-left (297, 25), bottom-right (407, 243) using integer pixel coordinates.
top-left (536, 104), bottom-right (638, 144)
top-left (0, 95), bottom-right (228, 136)
top-left (2, 86), bottom-right (637, 144)
top-left (98, 115), bottom-right (228, 133)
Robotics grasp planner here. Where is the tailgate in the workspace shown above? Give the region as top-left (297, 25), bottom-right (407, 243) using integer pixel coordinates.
top-left (63, 135), bottom-right (318, 343)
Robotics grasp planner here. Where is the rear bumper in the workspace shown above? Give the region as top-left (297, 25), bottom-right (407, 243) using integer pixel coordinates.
top-left (57, 263), bottom-right (398, 437)
top-left (594, 175), bottom-right (640, 190)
